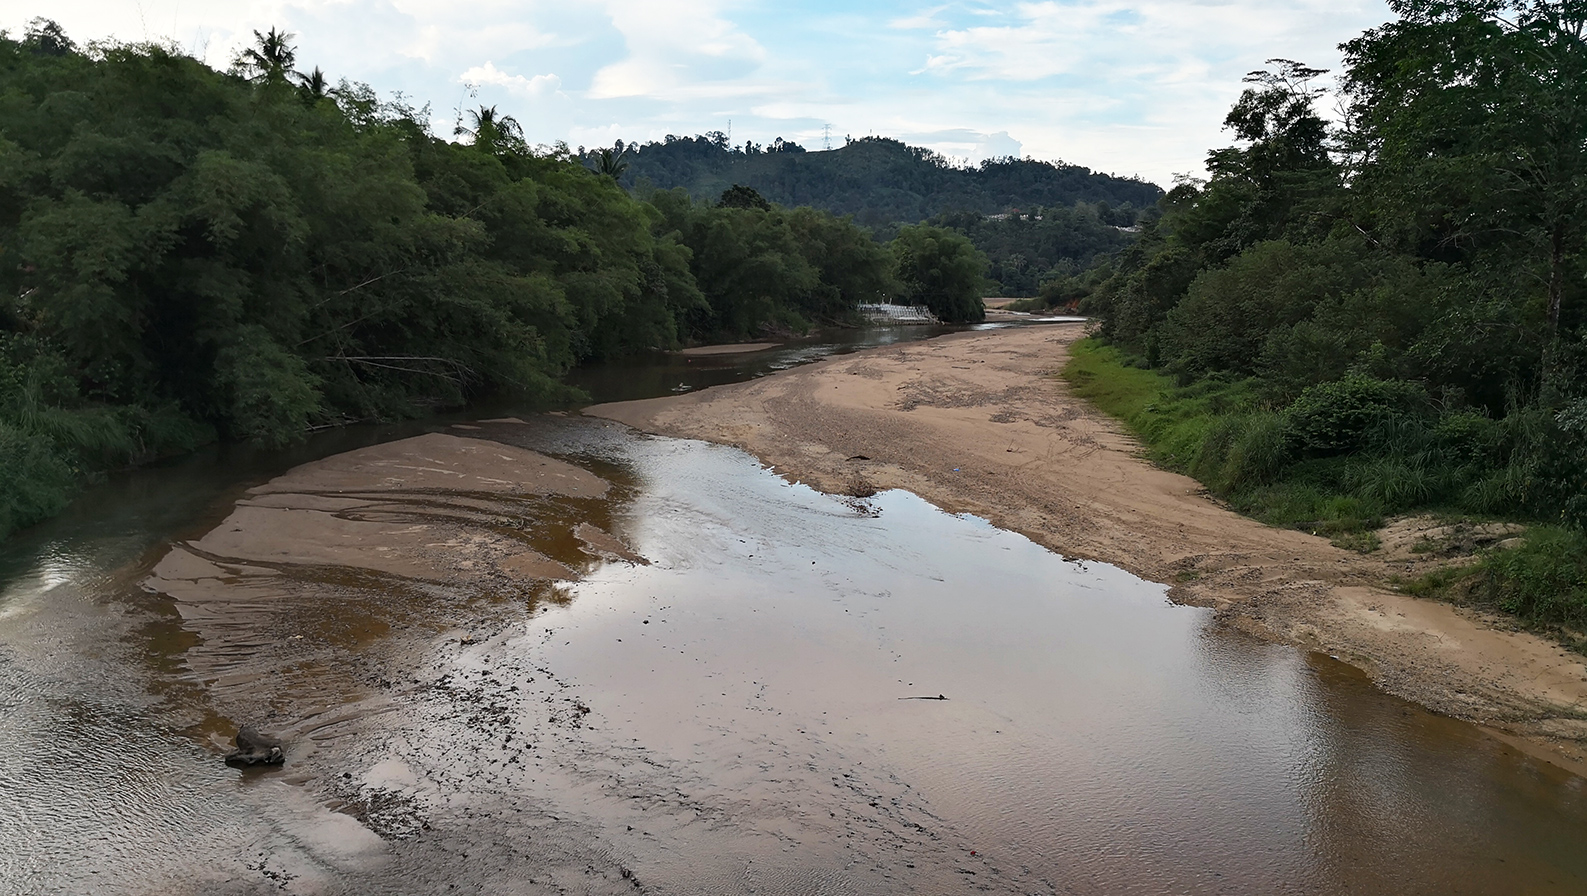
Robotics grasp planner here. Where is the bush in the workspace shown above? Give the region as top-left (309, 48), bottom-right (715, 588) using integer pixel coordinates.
top-left (1189, 411), bottom-right (1291, 491)
top-left (1283, 376), bottom-right (1429, 457)
top-left (0, 421), bottom-right (77, 538)
top-left (1478, 528), bottom-right (1587, 629)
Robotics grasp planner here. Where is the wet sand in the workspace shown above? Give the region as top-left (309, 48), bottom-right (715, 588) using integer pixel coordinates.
top-left (142, 431), bottom-right (638, 751)
top-left (588, 323), bottom-right (1587, 775)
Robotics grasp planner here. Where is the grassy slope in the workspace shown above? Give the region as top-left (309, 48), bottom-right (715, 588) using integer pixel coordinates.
top-left (1061, 337), bottom-right (1587, 643)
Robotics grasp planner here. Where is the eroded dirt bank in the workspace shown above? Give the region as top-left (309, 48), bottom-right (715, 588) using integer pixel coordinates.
top-left (589, 323), bottom-right (1587, 774)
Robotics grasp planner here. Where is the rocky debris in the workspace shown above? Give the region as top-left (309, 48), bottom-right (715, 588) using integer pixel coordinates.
top-left (225, 726), bottom-right (286, 767)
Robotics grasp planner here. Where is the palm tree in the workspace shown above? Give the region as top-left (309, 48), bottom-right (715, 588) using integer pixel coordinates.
top-left (234, 28), bottom-right (298, 85)
top-left (595, 147), bottom-right (629, 179)
top-left (455, 105), bottom-right (525, 154)
top-left (296, 66), bottom-right (329, 102)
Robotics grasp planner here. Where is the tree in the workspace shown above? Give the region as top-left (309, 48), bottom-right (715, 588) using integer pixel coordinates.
top-left (1345, 0), bottom-right (1587, 346)
top-left (455, 105), bottom-right (526, 155)
top-left (233, 27), bottom-right (298, 85)
top-left (296, 66), bottom-right (329, 102)
top-left (891, 225), bottom-right (988, 323)
top-left (718, 184), bottom-right (771, 210)
top-left (22, 18), bottom-right (74, 56)
top-left (594, 147), bottom-right (629, 179)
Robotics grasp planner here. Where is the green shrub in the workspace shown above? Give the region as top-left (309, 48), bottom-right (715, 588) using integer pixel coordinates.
top-left (1478, 528), bottom-right (1587, 628)
top-left (1190, 411), bottom-right (1290, 491)
top-left (1283, 376), bottom-right (1429, 456)
top-left (0, 421), bottom-right (78, 538)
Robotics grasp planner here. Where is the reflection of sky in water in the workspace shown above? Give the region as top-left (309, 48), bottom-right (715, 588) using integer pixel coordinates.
top-left (533, 434), bottom-right (1587, 895)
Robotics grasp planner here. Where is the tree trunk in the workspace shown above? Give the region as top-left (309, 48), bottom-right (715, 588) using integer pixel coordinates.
top-left (1549, 220), bottom-right (1566, 335)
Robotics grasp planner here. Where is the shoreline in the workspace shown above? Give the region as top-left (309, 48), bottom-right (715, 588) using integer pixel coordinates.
top-left (588, 323), bottom-right (1587, 778)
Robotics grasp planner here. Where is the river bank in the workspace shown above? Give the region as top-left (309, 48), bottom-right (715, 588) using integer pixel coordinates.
top-left (588, 323), bottom-right (1587, 776)
top-left (11, 324), bottom-right (1587, 893)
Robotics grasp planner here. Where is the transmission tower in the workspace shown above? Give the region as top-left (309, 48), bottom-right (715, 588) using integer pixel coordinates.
top-left (823, 123), bottom-right (831, 151)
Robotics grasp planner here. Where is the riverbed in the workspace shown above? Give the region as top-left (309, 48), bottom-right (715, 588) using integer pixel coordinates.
top-left (3, 326), bottom-right (1587, 895)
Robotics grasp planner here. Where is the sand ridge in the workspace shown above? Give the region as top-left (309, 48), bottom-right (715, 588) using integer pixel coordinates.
top-left (588, 323), bottom-right (1587, 775)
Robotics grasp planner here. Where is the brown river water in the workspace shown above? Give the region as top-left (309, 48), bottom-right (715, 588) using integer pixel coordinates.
top-left (3, 325), bottom-right (1587, 895)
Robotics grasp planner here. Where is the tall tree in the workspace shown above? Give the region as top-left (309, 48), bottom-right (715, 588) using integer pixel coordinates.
top-left (233, 27), bottom-right (298, 85)
top-left (1345, 0), bottom-right (1587, 346)
top-left (456, 105), bottom-right (526, 155)
top-left (296, 66), bottom-right (329, 102)
top-left (891, 225), bottom-right (988, 323)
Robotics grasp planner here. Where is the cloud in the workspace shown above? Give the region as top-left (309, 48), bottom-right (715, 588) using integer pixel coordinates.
top-left (889, 6), bottom-right (951, 30)
top-left (587, 0), bottom-right (769, 100)
top-left (903, 128), bottom-right (1024, 165)
top-left (460, 61), bottom-right (562, 98)
top-left (6, 0), bottom-right (1396, 183)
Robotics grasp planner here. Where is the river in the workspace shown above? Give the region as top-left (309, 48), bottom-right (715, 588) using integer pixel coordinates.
top-left (3, 324), bottom-right (1586, 895)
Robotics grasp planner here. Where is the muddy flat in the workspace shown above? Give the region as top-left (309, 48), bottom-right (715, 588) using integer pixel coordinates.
top-left (589, 323), bottom-right (1587, 775)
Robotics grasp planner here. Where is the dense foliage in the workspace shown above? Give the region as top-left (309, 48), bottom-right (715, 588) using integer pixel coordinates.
top-left (1076, 2), bottom-right (1587, 629)
top-left (923, 204), bottom-right (1143, 297)
top-left (890, 225), bottom-right (990, 323)
top-left (598, 135), bottom-right (1158, 296)
top-left (607, 134), bottom-right (1162, 228)
top-left (646, 186), bottom-right (900, 335)
top-left (0, 24), bottom-right (981, 538)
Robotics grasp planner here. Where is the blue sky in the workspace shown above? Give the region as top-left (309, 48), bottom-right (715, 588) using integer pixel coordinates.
top-left (9, 1), bottom-right (1394, 185)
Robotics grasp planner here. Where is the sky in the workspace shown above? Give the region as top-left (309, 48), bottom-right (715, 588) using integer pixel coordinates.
top-left (5, 1), bottom-right (1396, 185)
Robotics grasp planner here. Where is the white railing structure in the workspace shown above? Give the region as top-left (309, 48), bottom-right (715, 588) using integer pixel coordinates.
top-left (858, 303), bottom-right (939, 324)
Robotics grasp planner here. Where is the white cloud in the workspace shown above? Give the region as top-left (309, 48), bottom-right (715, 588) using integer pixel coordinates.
top-left (904, 128), bottom-right (1024, 165)
top-left (5, 0), bottom-right (1395, 184)
top-left (460, 61), bottom-right (562, 97)
top-left (889, 6), bottom-right (951, 30)
top-left (587, 0), bottom-right (768, 100)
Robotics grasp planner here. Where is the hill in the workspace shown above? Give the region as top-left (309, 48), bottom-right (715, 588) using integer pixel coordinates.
top-left (609, 135), bottom-right (1163, 228)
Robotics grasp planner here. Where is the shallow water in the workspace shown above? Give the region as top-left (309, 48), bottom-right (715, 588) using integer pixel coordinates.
top-left (2, 328), bottom-right (1586, 893)
top-left (482, 429), bottom-right (1587, 894)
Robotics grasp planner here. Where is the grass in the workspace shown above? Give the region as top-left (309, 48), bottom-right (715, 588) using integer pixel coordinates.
top-left (1061, 337), bottom-right (1587, 634)
top-left (1402, 527), bottom-right (1587, 653)
top-left (1062, 338), bottom-right (1378, 539)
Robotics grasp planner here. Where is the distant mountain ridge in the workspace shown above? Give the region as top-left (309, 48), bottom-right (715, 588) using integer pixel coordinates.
top-left (608, 135), bottom-right (1164, 227)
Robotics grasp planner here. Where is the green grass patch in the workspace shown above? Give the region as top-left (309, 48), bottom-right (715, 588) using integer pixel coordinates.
top-left (1064, 336), bottom-right (1587, 633)
top-left (1403, 527), bottom-right (1587, 648)
top-left (1062, 338), bottom-right (1378, 535)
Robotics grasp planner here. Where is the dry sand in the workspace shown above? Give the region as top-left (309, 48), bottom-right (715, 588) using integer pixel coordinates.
top-left (589, 323), bottom-right (1587, 775)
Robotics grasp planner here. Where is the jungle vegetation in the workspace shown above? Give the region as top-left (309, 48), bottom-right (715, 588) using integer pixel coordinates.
top-left (594, 134), bottom-right (1159, 297)
top-left (0, 22), bottom-right (990, 537)
top-left (1069, 1), bottom-right (1587, 633)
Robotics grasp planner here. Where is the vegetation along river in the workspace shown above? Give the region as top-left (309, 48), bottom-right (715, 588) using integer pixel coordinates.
top-left (3, 324), bottom-right (1586, 895)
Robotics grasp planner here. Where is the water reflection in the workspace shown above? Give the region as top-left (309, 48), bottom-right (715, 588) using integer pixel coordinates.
top-left (516, 432), bottom-right (1587, 894)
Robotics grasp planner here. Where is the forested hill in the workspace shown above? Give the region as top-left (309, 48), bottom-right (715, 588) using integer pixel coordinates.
top-left (607, 135), bottom-right (1163, 227)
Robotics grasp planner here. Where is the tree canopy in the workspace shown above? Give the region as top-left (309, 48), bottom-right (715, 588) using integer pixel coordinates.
top-left (0, 23), bottom-right (946, 538)
top-left (601, 134), bottom-right (1163, 228)
top-left (1081, 0), bottom-right (1587, 540)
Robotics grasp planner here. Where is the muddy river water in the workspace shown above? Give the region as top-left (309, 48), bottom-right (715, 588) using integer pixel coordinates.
top-left (4, 327), bottom-right (1587, 895)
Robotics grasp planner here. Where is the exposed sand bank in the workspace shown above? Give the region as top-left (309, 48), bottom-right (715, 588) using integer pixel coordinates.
top-left (142, 430), bottom-right (640, 741)
top-left (588, 323), bottom-right (1587, 775)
